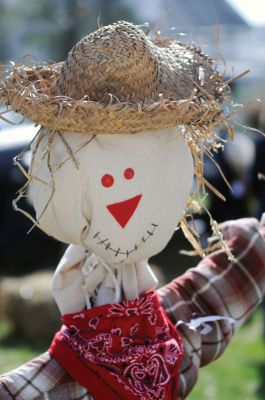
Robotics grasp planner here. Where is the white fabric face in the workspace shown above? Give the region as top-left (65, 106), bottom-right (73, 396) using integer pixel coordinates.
top-left (30, 126), bottom-right (194, 265)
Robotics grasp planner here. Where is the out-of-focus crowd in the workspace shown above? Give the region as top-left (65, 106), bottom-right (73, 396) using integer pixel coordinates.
top-left (206, 102), bottom-right (265, 224)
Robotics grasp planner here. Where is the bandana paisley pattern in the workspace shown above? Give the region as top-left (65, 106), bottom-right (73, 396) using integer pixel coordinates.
top-left (50, 292), bottom-right (183, 400)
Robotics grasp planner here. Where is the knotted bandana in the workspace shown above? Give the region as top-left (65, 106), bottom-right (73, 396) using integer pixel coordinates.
top-left (50, 291), bottom-right (183, 400)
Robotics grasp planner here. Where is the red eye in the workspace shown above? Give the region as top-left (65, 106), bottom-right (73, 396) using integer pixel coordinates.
top-left (124, 168), bottom-right (134, 180)
top-left (101, 174), bottom-right (114, 188)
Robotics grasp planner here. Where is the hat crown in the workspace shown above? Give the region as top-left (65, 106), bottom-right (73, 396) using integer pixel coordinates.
top-left (57, 21), bottom-right (159, 102)
top-left (1, 20), bottom-right (224, 135)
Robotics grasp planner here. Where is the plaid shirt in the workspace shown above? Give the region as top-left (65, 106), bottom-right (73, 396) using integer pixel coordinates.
top-left (1, 217), bottom-right (265, 400)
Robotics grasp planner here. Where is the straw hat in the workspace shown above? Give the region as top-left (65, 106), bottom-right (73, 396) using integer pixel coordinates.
top-left (0, 20), bottom-right (225, 134)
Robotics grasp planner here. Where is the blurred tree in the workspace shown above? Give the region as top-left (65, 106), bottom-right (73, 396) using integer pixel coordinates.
top-left (94, 0), bottom-right (137, 26)
top-left (0, 0), bottom-right (8, 62)
top-left (58, 0), bottom-right (79, 59)
top-left (0, 0), bottom-right (137, 62)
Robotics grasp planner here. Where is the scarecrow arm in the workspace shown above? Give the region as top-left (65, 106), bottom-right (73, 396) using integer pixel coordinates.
top-left (158, 217), bottom-right (265, 399)
top-left (0, 351), bottom-right (92, 400)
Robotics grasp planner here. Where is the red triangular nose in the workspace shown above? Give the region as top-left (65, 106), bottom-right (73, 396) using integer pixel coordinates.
top-left (106, 194), bottom-right (142, 228)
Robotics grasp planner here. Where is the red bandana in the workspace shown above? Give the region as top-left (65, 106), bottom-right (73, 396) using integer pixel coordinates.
top-left (49, 292), bottom-right (183, 400)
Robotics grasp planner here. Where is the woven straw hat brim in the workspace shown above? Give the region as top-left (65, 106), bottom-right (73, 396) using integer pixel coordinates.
top-left (0, 62), bottom-right (224, 134)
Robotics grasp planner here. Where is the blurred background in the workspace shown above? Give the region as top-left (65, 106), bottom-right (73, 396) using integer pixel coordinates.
top-left (0, 1), bottom-right (264, 399)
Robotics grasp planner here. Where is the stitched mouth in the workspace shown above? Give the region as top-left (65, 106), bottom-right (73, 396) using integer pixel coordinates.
top-left (92, 222), bottom-right (158, 258)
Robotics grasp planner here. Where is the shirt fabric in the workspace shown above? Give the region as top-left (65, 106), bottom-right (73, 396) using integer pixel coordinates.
top-left (0, 217), bottom-right (265, 400)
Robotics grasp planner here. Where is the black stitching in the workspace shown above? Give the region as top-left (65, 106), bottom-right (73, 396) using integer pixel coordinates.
top-left (93, 223), bottom-right (158, 258)
top-left (98, 238), bottom-right (108, 245)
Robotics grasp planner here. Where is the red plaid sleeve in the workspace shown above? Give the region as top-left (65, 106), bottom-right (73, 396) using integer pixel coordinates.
top-left (158, 217), bottom-right (265, 399)
top-left (0, 352), bottom-right (93, 399)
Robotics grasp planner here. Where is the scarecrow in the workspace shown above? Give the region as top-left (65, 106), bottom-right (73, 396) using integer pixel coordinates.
top-left (0, 21), bottom-right (264, 400)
